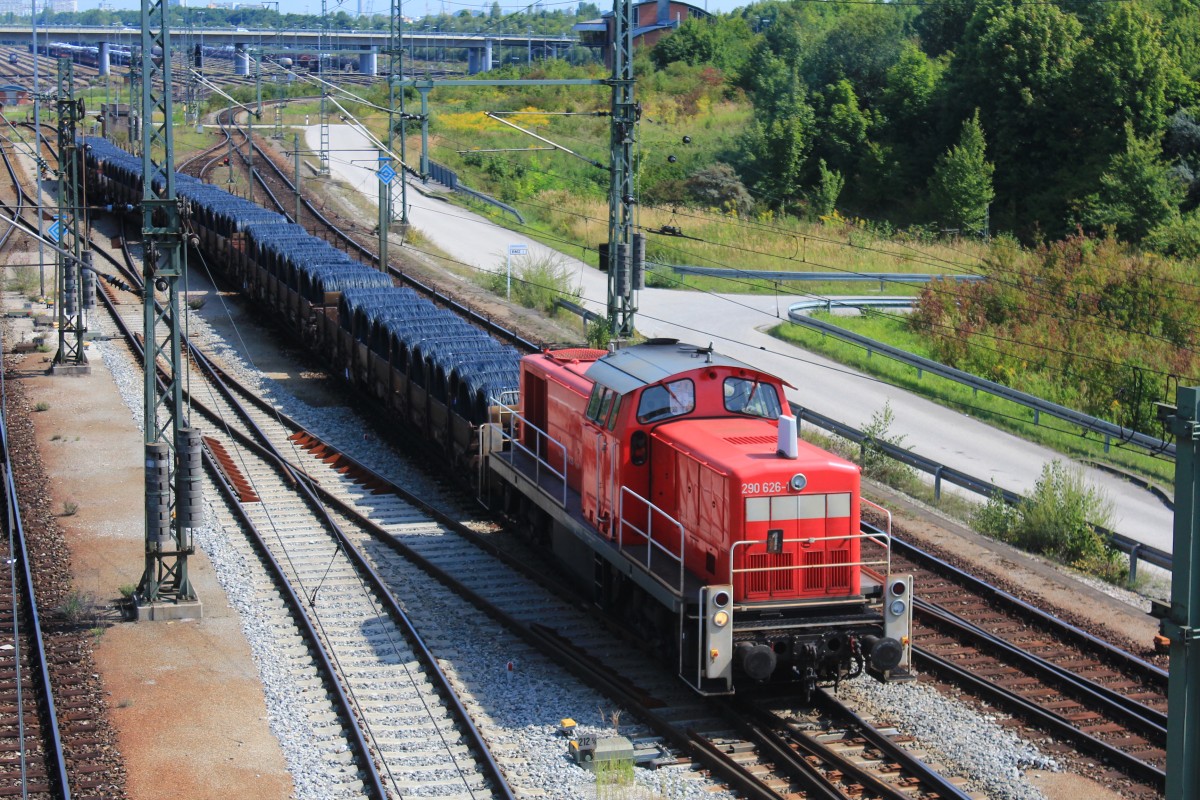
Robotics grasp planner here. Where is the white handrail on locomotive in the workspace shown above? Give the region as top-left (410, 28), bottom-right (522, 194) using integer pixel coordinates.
top-left (860, 496), bottom-right (893, 540)
top-left (481, 410), bottom-right (569, 508)
top-left (728, 531), bottom-right (892, 592)
top-left (859, 496), bottom-right (895, 578)
top-left (618, 485), bottom-right (687, 595)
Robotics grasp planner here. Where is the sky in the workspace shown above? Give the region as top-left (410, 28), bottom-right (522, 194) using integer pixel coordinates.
top-left (88, 0), bottom-right (750, 20)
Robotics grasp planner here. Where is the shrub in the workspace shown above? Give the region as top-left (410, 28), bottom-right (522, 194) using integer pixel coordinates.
top-left (858, 401), bottom-right (918, 488)
top-left (1013, 461), bottom-right (1115, 564)
top-left (33, 402), bottom-right (49, 412)
top-left (482, 252), bottom-right (580, 315)
top-left (972, 488), bottom-right (1018, 538)
top-left (61, 501), bottom-right (78, 517)
top-left (684, 163), bottom-right (754, 217)
top-left (974, 460), bottom-right (1126, 580)
top-left (586, 321), bottom-right (612, 350)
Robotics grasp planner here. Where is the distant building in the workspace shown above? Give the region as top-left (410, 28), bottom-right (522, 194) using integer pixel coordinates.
top-left (0, 84), bottom-right (30, 107)
top-left (46, 0), bottom-right (78, 10)
top-left (573, 0), bottom-right (708, 67)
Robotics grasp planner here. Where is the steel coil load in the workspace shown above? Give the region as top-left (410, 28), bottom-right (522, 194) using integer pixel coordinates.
top-left (303, 264), bottom-right (391, 304)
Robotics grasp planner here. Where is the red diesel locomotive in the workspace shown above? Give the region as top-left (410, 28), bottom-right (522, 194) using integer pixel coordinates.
top-left (483, 339), bottom-right (913, 695)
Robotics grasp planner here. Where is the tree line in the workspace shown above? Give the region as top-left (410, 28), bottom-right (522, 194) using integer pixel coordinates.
top-left (650, 0), bottom-right (1200, 254)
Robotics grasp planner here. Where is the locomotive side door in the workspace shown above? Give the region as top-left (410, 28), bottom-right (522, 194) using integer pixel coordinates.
top-left (595, 432), bottom-right (620, 536)
top-left (595, 388), bottom-right (624, 537)
top-left (582, 386), bottom-right (622, 536)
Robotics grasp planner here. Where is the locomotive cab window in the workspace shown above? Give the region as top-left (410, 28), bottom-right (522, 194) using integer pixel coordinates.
top-left (586, 385), bottom-right (622, 428)
top-left (598, 388), bottom-right (617, 427)
top-left (585, 384), bottom-right (605, 422)
top-left (638, 379), bottom-right (695, 423)
top-left (723, 377), bottom-right (782, 418)
top-left (606, 395), bottom-right (623, 430)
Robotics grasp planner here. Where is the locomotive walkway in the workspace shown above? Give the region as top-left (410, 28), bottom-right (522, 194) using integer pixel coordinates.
top-left (316, 124), bottom-right (1176, 563)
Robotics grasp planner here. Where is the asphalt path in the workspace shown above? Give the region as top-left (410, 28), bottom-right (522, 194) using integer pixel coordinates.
top-left (310, 124), bottom-right (1176, 557)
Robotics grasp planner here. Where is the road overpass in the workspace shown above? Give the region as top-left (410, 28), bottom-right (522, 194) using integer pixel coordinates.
top-left (0, 25), bottom-right (578, 75)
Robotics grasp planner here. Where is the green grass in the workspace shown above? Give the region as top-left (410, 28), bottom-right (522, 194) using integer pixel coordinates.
top-left (775, 312), bottom-right (1176, 488)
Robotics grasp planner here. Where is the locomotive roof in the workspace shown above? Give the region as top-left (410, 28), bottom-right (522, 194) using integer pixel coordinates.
top-left (585, 339), bottom-right (783, 395)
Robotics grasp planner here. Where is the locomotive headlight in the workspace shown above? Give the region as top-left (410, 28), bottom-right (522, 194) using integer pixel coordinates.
top-left (790, 473), bottom-right (807, 491)
top-left (712, 610), bottom-right (730, 628)
top-left (890, 599), bottom-right (907, 617)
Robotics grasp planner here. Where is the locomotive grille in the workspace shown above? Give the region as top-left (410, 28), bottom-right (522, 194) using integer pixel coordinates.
top-left (748, 552), bottom-right (794, 593)
top-left (725, 435), bottom-right (777, 446)
top-left (801, 549), bottom-right (851, 591)
top-left (828, 548), bottom-right (850, 590)
top-left (803, 551), bottom-right (824, 590)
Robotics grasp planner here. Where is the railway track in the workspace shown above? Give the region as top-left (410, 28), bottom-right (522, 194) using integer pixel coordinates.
top-left (879, 537), bottom-right (1168, 795)
top-left (0, 111), bottom-right (128, 800)
top-left (68, 180), bottom-right (987, 799)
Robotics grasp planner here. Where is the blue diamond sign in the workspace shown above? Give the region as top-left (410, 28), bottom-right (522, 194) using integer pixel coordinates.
top-left (46, 220), bottom-right (62, 243)
top-left (377, 164), bottom-right (397, 184)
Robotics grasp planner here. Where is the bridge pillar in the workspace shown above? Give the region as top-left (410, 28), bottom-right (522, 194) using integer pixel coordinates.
top-left (98, 41), bottom-right (110, 75)
top-left (234, 43), bottom-right (249, 76)
top-left (469, 39), bottom-right (495, 74)
top-left (358, 46), bottom-right (377, 75)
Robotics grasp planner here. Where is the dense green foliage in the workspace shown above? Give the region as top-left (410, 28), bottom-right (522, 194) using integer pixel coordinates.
top-left (909, 234), bottom-right (1200, 435)
top-left (649, 0), bottom-right (1199, 245)
top-left (927, 109), bottom-right (993, 234)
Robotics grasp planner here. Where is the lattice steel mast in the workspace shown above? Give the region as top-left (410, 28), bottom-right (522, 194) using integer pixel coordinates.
top-left (138, 0), bottom-right (200, 609)
top-left (605, 0), bottom-right (637, 339)
top-left (318, 0), bottom-right (331, 175)
top-left (52, 57), bottom-right (87, 370)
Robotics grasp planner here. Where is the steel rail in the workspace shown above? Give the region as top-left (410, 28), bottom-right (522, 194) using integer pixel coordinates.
top-left (914, 646), bottom-right (1166, 790)
top-left (915, 599), bottom-right (1167, 735)
top-left (877, 523), bottom-right (1169, 687)
top-left (0, 129), bottom-right (72, 800)
top-left (93, 247), bottom-right (394, 800)
top-left (739, 695), bottom-right (975, 800)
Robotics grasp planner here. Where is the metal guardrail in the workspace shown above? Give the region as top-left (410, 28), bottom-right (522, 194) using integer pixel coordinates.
top-left (426, 160), bottom-right (525, 223)
top-left (787, 307), bottom-right (1175, 459)
top-left (790, 297), bottom-right (917, 313)
top-left (790, 401), bottom-right (1173, 575)
top-left (553, 296), bottom-right (602, 323)
top-left (669, 264), bottom-right (987, 286)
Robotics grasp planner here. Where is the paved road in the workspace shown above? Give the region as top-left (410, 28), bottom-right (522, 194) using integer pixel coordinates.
top-left (310, 124), bottom-right (1176, 557)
